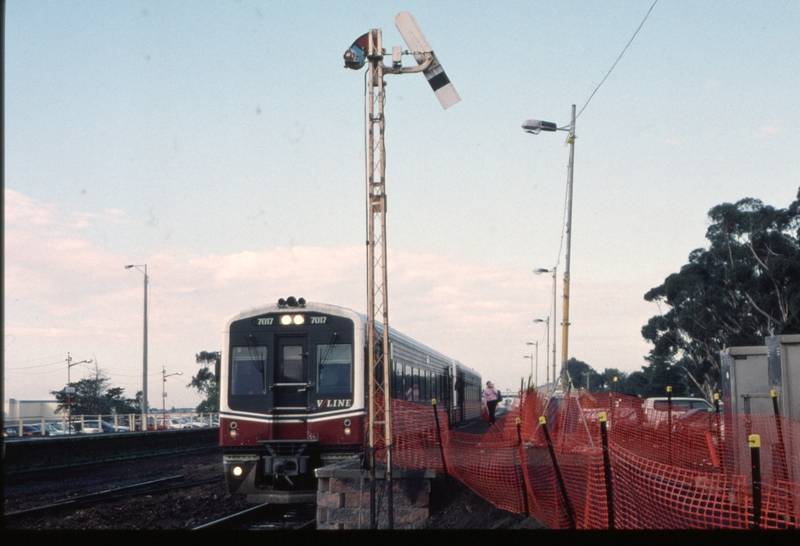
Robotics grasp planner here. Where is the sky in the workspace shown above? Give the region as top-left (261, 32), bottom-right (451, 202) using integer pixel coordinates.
top-left (4, 0), bottom-right (799, 410)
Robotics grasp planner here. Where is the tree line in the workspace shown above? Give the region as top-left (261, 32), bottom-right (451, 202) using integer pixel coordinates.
top-left (50, 351), bottom-right (221, 416)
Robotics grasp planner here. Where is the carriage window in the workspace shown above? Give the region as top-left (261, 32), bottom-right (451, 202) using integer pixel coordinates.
top-left (393, 361), bottom-right (404, 398)
top-left (231, 346), bottom-right (266, 395)
top-left (282, 345), bottom-right (304, 383)
top-left (316, 344), bottom-right (352, 394)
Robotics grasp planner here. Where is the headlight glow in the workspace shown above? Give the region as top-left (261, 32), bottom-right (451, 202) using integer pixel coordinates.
top-left (280, 315), bottom-right (292, 325)
top-left (293, 315), bottom-right (305, 325)
top-left (233, 466), bottom-right (243, 477)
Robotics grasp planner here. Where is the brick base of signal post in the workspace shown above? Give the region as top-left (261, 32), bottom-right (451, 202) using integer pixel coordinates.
top-left (315, 459), bottom-right (436, 530)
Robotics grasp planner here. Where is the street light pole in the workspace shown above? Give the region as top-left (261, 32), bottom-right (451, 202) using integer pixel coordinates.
top-left (561, 105), bottom-right (576, 391)
top-left (125, 264), bottom-right (148, 420)
top-left (162, 366), bottom-right (183, 425)
top-left (534, 267), bottom-right (557, 393)
top-left (66, 352), bottom-right (92, 435)
top-left (533, 318), bottom-right (549, 392)
top-left (524, 341), bottom-right (539, 387)
top-left (526, 104), bottom-right (576, 391)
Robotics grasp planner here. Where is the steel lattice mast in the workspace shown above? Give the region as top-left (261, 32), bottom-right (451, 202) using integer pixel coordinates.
top-left (364, 28), bottom-right (394, 530)
top-left (344, 12), bottom-right (460, 529)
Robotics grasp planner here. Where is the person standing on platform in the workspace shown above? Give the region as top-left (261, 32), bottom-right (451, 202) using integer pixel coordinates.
top-left (484, 381), bottom-right (501, 425)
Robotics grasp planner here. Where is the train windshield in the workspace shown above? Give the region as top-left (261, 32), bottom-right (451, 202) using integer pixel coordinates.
top-left (230, 346), bottom-right (266, 395)
top-left (316, 344), bottom-right (352, 394)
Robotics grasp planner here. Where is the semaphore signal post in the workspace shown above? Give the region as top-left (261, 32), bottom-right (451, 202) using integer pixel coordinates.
top-left (344, 11), bottom-right (460, 529)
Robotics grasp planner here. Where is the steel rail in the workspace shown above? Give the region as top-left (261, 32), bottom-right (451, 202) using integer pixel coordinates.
top-left (190, 503), bottom-right (271, 530)
top-left (4, 475), bottom-right (222, 519)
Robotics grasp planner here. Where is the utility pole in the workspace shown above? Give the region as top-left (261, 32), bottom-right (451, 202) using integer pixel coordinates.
top-left (560, 105), bottom-right (576, 390)
top-left (125, 264), bottom-right (149, 419)
top-left (66, 353), bottom-right (92, 434)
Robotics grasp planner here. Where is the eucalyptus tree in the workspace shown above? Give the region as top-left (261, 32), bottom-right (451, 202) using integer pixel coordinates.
top-left (189, 350), bottom-right (221, 413)
top-left (642, 189), bottom-right (800, 399)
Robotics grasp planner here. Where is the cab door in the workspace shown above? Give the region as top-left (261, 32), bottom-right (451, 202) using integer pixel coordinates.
top-left (274, 336), bottom-right (310, 411)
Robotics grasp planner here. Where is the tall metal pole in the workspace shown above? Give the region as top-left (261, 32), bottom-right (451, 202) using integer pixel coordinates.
top-left (162, 366), bottom-right (166, 423)
top-left (534, 319), bottom-right (550, 390)
top-left (560, 105), bottom-right (576, 390)
top-left (126, 264), bottom-right (149, 421)
top-left (66, 353), bottom-right (91, 434)
top-left (142, 265), bottom-right (149, 420)
top-left (552, 266), bottom-right (557, 394)
top-left (365, 28), bottom-right (393, 530)
top-left (67, 353), bottom-right (73, 435)
top-left (534, 267), bottom-right (557, 393)
top-left (162, 366), bottom-right (182, 425)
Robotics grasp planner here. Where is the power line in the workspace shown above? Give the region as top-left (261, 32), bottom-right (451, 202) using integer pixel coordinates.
top-left (4, 358), bottom-right (70, 371)
top-left (576, 0), bottom-right (659, 120)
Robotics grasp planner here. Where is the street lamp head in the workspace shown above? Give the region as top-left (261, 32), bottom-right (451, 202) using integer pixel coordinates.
top-left (125, 265), bottom-right (134, 269)
top-left (526, 342), bottom-right (536, 346)
top-left (534, 318), bottom-right (549, 324)
top-left (534, 268), bottom-right (552, 275)
top-left (522, 119), bottom-right (557, 134)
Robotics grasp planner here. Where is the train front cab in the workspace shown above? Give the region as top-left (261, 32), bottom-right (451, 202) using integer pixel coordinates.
top-left (220, 303), bottom-right (366, 503)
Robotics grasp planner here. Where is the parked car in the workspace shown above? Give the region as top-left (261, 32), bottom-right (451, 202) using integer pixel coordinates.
top-left (156, 417), bottom-right (191, 430)
top-left (26, 423), bottom-right (50, 436)
top-left (77, 420), bottom-right (130, 433)
top-left (642, 397), bottom-right (714, 430)
top-left (131, 417), bottom-right (167, 431)
top-left (3, 425), bottom-right (21, 437)
top-left (46, 422), bottom-right (77, 435)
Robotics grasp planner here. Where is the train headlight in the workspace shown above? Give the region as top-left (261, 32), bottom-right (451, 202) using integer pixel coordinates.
top-left (232, 466), bottom-right (243, 477)
top-left (344, 419), bottom-right (351, 436)
top-left (280, 314), bottom-right (305, 325)
top-left (230, 429), bottom-right (239, 438)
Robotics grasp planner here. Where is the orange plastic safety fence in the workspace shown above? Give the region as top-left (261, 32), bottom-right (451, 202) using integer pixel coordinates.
top-left (379, 391), bottom-right (800, 529)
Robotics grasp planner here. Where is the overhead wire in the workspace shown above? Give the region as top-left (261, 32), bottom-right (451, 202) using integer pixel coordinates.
top-left (551, 0), bottom-right (659, 267)
top-left (576, 0), bottom-right (659, 121)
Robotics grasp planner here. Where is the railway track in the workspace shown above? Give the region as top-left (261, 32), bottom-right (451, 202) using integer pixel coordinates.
top-left (4, 474), bottom-right (223, 521)
top-left (192, 502), bottom-right (316, 530)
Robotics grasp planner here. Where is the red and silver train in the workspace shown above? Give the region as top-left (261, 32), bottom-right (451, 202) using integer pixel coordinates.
top-left (220, 297), bottom-right (482, 502)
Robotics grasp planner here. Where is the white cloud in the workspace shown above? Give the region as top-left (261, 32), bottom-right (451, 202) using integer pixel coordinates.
top-left (4, 189), bottom-right (655, 406)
